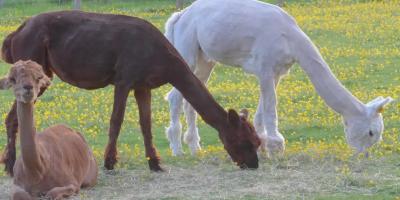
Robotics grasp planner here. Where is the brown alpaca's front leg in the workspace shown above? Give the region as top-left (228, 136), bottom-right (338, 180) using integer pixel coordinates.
top-left (104, 86), bottom-right (130, 170)
top-left (134, 89), bottom-right (164, 172)
top-left (45, 184), bottom-right (78, 200)
top-left (3, 101), bottom-right (18, 176)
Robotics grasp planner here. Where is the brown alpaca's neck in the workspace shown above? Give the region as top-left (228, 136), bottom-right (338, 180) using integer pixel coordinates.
top-left (17, 101), bottom-right (44, 175)
top-left (169, 62), bottom-right (228, 131)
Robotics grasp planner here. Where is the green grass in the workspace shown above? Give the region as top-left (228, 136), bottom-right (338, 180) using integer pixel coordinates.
top-left (0, 0), bottom-right (398, 199)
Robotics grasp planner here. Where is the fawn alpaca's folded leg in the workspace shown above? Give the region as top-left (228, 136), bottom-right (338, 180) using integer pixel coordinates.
top-left (12, 185), bottom-right (32, 200)
top-left (45, 184), bottom-right (79, 200)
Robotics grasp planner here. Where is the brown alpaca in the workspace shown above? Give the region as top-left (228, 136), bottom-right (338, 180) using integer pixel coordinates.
top-left (0, 60), bottom-right (98, 199)
top-left (1, 11), bottom-right (261, 175)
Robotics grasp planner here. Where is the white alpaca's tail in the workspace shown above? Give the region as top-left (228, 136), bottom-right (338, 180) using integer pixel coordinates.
top-left (165, 8), bottom-right (186, 44)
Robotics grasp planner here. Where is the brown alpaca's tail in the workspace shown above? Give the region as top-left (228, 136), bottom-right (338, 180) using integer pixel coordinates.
top-left (1, 21), bottom-right (27, 63)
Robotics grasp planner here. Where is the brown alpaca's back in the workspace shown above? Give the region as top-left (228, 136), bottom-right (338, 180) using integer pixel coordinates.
top-left (13, 124), bottom-right (98, 196)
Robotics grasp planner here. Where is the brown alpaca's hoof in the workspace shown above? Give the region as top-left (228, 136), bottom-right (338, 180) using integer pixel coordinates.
top-left (104, 145), bottom-right (118, 170)
top-left (148, 158), bottom-right (164, 172)
top-left (1, 145), bottom-right (16, 176)
top-left (104, 158), bottom-right (117, 170)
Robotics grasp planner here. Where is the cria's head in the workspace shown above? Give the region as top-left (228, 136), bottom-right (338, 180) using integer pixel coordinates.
top-left (0, 60), bottom-right (51, 103)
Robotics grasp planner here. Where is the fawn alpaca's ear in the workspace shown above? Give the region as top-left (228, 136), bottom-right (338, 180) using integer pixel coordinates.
top-left (39, 75), bottom-right (52, 88)
top-left (228, 109), bottom-right (240, 127)
top-left (0, 77), bottom-right (11, 90)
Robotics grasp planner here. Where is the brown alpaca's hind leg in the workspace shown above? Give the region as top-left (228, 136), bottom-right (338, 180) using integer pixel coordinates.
top-left (46, 184), bottom-right (78, 200)
top-left (12, 185), bottom-right (32, 200)
top-left (2, 101), bottom-right (18, 176)
top-left (134, 89), bottom-right (164, 172)
top-left (104, 86), bottom-right (130, 170)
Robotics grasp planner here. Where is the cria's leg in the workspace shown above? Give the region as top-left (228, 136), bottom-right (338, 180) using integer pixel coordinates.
top-left (12, 185), bottom-right (32, 200)
top-left (104, 85), bottom-right (130, 170)
top-left (183, 56), bottom-right (214, 154)
top-left (46, 184), bottom-right (78, 200)
top-left (165, 88), bottom-right (184, 156)
top-left (259, 75), bottom-right (285, 157)
top-left (135, 89), bottom-right (164, 172)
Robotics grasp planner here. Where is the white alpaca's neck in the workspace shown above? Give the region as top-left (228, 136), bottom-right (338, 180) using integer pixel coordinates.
top-left (17, 101), bottom-right (44, 176)
top-left (292, 31), bottom-right (365, 117)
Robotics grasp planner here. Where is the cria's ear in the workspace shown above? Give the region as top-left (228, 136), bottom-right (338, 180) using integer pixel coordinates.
top-left (0, 77), bottom-right (11, 90)
top-left (367, 97), bottom-right (393, 114)
top-left (239, 108), bottom-right (249, 120)
top-left (228, 109), bottom-right (240, 126)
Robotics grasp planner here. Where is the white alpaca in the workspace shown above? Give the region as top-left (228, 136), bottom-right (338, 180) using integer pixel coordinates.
top-left (164, 0), bottom-right (393, 156)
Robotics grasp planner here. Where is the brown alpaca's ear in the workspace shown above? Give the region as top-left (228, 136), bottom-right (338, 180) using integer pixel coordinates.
top-left (0, 77), bottom-right (11, 90)
top-left (228, 109), bottom-right (240, 127)
top-left (239, 109), bottom-right (249, 120)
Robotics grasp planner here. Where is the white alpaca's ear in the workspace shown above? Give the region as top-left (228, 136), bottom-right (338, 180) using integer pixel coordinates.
top-left (0, 77), bottom-right (11, 90)
top-left (367, 97), bottom-right (394, 114)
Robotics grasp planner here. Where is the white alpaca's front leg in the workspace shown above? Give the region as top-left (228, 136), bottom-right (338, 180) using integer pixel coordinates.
top-left (260, 76), bottom-right (285, 157)
top-left (166, 88), bottom-right (184, 156)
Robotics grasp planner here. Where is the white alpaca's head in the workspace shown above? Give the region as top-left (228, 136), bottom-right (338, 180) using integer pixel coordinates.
top-left (343, 96), bottom-right (393, 153)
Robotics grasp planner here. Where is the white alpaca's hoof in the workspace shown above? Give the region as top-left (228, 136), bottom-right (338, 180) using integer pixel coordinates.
top-left (266, 133), bottom-right (285, 158)
top-left (184, 128), bottom-right (201, 155)
top-left (166, 124), bottom-right (184, 156)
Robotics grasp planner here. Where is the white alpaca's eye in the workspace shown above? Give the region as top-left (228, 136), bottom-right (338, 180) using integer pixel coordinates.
top-left (369, 130), bottom-right (374, 137)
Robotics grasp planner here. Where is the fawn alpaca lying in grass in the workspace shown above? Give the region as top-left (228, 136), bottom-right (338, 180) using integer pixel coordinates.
top-left (0, 60), bottom-right (98, 199)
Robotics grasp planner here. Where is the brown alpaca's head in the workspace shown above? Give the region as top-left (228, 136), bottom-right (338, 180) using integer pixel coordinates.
top-left (220, 109), bottom-right (261, 169)
top-left (0, 60), bottom-right (51, 103)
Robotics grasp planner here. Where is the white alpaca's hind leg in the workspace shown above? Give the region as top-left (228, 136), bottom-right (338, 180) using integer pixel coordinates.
top-left (166, 88), bottom-right (184, 156)
top-left (183, 54), bottom-right (215, 155)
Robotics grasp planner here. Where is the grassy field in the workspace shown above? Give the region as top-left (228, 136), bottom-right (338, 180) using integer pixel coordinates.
top-left (0, 0), bottom-right (399, 199)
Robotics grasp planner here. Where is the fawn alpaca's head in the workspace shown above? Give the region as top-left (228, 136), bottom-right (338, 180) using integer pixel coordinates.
top-left (0, 60), bottom-right (51, 103)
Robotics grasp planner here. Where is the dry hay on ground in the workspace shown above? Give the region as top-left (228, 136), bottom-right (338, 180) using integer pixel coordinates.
top-left (0, 154), bottom-right (398, 200)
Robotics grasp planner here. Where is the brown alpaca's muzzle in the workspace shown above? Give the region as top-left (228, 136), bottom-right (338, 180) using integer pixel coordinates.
top-left (239, 153), bottom-right (259, 169)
